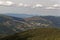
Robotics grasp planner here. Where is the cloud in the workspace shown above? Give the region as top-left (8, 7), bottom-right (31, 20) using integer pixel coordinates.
top-left (18, 3), bottom-right (30, 7)
top-left (5, 1), bottom-right (14, 6)
top-left (0, 1), bottom-right (4, 5)
top-left (18, 3), bottom-right (24, 6)
top-left (0, 1), bottom-right (59, 9)
top-left (0, 1), bottom-right (14, 6)
top-left (53, 4), bottom-right (60, 7)
top-left (45, 7), bottom-right (56, 9)
top-left (32, 4), bottom-right (43, 8)
top-left (24, 4), bottom-right (28, 7)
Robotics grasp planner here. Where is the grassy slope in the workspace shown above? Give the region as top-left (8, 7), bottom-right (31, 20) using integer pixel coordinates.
top-left (1, 28), bottom-right (60, 40)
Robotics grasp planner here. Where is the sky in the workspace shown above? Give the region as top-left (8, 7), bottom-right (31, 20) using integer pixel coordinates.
top-left (0, 0), bottom-right (60, 16)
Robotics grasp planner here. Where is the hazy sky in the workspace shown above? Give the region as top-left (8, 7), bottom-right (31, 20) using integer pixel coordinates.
top-left (0, 0), bottom-right (60, 16)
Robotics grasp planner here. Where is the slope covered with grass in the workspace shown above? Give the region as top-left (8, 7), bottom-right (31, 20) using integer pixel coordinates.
top-left (1, 28), bottom-right (60, 40)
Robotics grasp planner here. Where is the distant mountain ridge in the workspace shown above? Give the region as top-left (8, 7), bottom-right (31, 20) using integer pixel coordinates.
top-left (0, 15), bottom-right (26, 34)
top-left (24, 16), bottom-right (60, 28)
top-left (40, 16), bottom-right (60, 27)
top-left (0, 14), bottom-right (54, 34)
top-left (0, 14), bottom-right (60, 34)
top-left (4, 14), bottom-right (34, 18)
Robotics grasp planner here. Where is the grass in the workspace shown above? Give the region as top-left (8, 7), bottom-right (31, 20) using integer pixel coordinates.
top-left (1, 28), bottom-right (60, 40)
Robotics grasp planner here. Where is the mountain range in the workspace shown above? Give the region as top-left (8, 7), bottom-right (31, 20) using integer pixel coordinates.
top-left (0, 14), bottom-right (60, 34)
top-left (0, 14), bottom-right (60, 40)
top-left (0, 14), bottom-right (53, 34)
